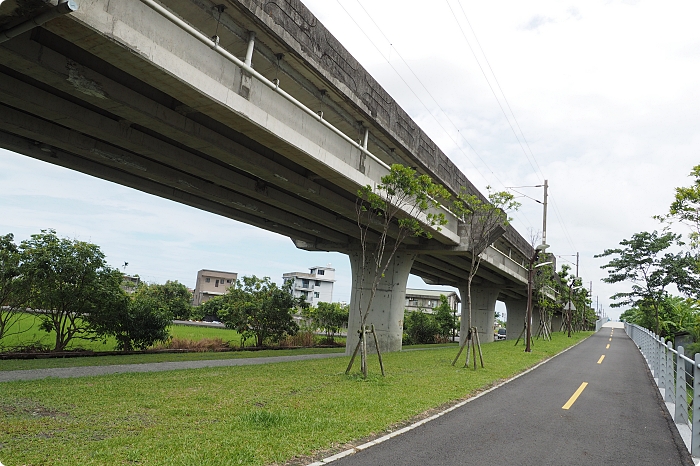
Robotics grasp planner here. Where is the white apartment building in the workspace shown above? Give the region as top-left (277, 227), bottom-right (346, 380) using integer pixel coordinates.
top-left (282, 266), bottom-right (335, 306)
top-left (193, 269), bottom-right (238, 306)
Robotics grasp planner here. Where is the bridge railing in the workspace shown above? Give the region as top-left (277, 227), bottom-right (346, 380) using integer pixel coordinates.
top-left (625, 322), bottom-right (698, 459)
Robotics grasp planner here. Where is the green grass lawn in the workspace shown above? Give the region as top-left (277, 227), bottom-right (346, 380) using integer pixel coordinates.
top-left (0, 315), bottom-right (245, 352)
top-left (0, 346), bottom-right (346, 371)
top-left (0, 332), bottom-right (591, 466)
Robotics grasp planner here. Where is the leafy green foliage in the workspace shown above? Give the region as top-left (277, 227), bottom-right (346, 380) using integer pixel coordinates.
top-left (433, 295), bottom-right (457, 339)
top-left (0, 233), bottom-right (33, 344)
top-left (356, 165), bottom-right (449, 308)
top-left (305, 302), bottom-right (349, 342)
top-left (20, 230), bottom-right (126, 351)
top-left (134, 280), bottom-right (192, 320)
top-left (451, 187), bottom-right (519, 331)
top-left (620, 295), bottom-right (700, 339)
top-left (596, 230), bottom-right (700, 335)
top-left (191, 294), bottom-right (226, 321)
top-left (353, 164), bottom-right (450, 375)
top-left (218, 276), bottom-right (304, 347)
top-left (657, 165), bottom-right (700, 250)
top-left (532, 258), bottom-right (558, 331)
top-left (403, 309), bottom-right (439, 345)
top-left (89, 293), bottom-right (171, 351)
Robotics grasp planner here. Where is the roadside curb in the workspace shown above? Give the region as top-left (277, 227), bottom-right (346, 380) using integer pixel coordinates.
top-left (307, 337), bottom-right (589, 466)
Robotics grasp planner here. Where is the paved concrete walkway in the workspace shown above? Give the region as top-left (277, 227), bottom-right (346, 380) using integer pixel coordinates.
top-left (0, 352), bottom-right (346, 383)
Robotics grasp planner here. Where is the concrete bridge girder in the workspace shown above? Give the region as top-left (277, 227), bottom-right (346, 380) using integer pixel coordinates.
top-left (55, 0), bottom-right (461, 246)
top-left (0, 0), bottom-right (537, 356)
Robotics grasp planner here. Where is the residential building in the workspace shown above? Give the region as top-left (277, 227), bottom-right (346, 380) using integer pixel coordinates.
top-left (283, 266), bottom-right (335, 306)
top-left (405, 288), bottom-right (460, 315)
top-left (121, 274), bottom-right (140, 294)
top-left (193, 269), bottom-right (237, 306)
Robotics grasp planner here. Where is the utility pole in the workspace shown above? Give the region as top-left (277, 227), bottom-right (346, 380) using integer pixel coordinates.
top-left (542, 180), bottom-right (548, 247)
top-left (576, 251), bottom-right (579, 278)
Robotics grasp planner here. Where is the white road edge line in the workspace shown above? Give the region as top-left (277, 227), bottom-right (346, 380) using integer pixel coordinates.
top-left (307, 338), bottom-right (589, 465)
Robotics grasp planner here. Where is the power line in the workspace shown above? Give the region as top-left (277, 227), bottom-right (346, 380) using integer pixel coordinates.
top-left (449, 1), bottom-right (579, 252)
top-left (336, 0), bottom-right (496, 183)
top-left (445, 0), bottom-right (540, 177)
top-left (340, 0), bottom-right (535, 230)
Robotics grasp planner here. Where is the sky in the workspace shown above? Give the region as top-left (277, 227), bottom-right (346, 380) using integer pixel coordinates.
top-left (2, 0), bottom-right (700, 319)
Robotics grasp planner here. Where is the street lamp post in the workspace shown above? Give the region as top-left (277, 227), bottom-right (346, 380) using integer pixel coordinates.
top-left (526, 244), bottom-right (551, 353)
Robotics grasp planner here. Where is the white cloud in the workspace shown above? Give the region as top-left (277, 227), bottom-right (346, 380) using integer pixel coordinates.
top-left (5, 0), bottom-right (700, 320)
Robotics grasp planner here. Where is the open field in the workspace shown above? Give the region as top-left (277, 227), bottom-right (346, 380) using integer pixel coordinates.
top-left (0, 315), bottom-right (245, 352)
top-left (0, 332), bottom-right (592, 466)
top-left (1, 315), bottom-right (344, 358)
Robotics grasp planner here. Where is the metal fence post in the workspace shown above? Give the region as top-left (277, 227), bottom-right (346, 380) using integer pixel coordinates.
top-left (657, 334), bottom-right (662, 381)
top-left (692, 353), bottom-right (700, 456)
top-left (650, 331), bottom-right (656, 375)
top-left (676, 346), bottom-right (688, 425)
top-left (659, 337), bottom-right (666, 390)
top-left (666, 340), bottom-right (675, 403)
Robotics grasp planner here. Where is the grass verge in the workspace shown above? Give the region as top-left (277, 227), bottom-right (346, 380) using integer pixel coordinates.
top-left (0, 332), bottom-right (591, 466)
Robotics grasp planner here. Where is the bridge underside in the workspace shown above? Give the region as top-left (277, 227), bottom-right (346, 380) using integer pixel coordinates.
top-left (0, 0), bottom-right (535, 350)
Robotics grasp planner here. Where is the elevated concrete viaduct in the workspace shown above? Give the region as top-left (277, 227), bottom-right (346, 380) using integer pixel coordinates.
top-left (0, 0), bottom-right (539, 352)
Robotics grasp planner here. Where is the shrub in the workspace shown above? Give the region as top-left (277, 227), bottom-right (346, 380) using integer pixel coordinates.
top-left (404, 309), bottom-right (439, 345)
top-left (152, 337), bottom-right (230, 352)
top-left (278, 330), bottom-right (315, 348)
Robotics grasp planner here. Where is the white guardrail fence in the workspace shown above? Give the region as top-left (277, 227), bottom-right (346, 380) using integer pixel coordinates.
top-left (625, 322), bottom-right (699, 459)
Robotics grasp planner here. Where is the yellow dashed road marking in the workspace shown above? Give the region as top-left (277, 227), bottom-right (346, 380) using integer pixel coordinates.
top-left (597, 355), bottom-right (605, 364)
top-left (563, 382), bottom-right (588, 410)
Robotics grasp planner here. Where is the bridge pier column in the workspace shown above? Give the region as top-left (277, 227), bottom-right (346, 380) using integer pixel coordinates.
top-left (503, 297), bottom-right (528, 341)
top-left (458, 286), bottom-right (500, 345)
top-left (346, 250), bottom-right (416, 355)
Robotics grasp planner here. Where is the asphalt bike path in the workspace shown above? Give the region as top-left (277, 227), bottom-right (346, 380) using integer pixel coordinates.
top-left (331, 326), bottom-right (693, 466)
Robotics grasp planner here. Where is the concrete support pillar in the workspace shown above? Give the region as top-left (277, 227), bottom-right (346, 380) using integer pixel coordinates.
top-left (458, 285), bottom-right (500, 345)
top-left (503, 296), bottom-right (528, 341)
top-left (346, 250), bottom-right (415, 355)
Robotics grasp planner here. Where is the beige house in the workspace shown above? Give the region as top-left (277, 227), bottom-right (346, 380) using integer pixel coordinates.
top-left (405, 289), bottom-right (460, 315)
top-left (193, 269), bottom-right (238, 306)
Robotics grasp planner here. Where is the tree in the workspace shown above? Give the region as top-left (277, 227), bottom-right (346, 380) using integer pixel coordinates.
top-left (620, 295), bottom-right (700, 339)
top-left (532, 259), bottom-right (558, 339)
top-left (192, 294), bottom-right (226, 321)
top-left (657, 165), bottom-right (700, 250)
top-left (89, 293), bottom-right (171, 351)
top-left (21, 230), bottom-right (125, 351)
top-left (404, 309), bottom-right (438, 345)
top-left (314, 302), bottom-right (349, 342)
top-left (134, 281), bottom-right (192, 320)
top-left (218, 276), bottom-right (303, 347)
top-left (0, 233), bottom-right (33, 345)
top-left (351, 164), bottom-right (449, 376)
top-left (433, 295), bottom-right (456, 341)
top-left (451, 188), bottom-right (519, 367)
top-left (595, 231), bottom-right (700, 335)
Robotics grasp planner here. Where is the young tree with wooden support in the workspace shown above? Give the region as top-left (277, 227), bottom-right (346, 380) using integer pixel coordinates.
top-left (347, 164), bottom-right (448, 378)
top-left (452, 188), bottom-right (519, 368)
